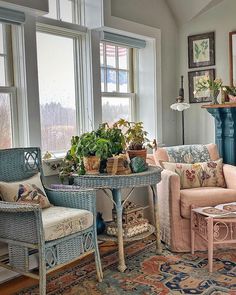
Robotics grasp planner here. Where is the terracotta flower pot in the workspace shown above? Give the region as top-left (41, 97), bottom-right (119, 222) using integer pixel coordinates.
top-left (83, 156), bottom-right (101, 175)
top-left (127, 149), bottom-right (147, 162)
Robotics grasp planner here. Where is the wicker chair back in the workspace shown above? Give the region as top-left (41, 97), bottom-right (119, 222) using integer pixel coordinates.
top-left (0, 147), bottom-right (41, 182)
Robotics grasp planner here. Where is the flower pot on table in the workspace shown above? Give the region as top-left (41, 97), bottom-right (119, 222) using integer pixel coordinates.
top-left (83, 156), bottom-right (101, 174)
top-left (127, 149), bottom-right (147, 162)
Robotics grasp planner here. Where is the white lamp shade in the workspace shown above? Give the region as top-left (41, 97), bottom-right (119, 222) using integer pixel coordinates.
top-left (170, 102), bottom-right (190, 112)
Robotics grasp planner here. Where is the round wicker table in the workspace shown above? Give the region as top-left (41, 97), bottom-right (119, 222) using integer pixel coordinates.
top-left (73, 166), bottom-right (162, 272)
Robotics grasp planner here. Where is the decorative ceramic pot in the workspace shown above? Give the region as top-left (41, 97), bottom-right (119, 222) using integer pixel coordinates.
top-left (127, 149), bottom-right (147, 162)
top-left (83, 156), bottom-right (100, 174)
top-left (210, 89), bottom-right (220, 104)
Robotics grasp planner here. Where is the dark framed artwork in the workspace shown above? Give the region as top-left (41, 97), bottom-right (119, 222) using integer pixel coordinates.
top-left (188, 69), bottom-right (215, 103)
top-left (188, 32), bottom-right (215, 68)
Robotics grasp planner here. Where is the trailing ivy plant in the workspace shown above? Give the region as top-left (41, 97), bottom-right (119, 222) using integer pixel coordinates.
top-left (59, 136), bottom-right (85, 182)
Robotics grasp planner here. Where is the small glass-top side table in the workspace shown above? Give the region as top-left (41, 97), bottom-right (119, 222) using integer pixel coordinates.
top-left (74, 166), bottom-right (162, 272)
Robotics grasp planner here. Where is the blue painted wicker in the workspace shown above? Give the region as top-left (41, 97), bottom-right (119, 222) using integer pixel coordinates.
top-left (74, 166), bottom-right (162, 189)
top-left (0, 148), bottom-right (103, 295)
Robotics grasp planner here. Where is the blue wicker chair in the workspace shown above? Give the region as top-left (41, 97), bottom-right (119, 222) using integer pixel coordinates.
top-left (0, 147), bottom-right (103, 294)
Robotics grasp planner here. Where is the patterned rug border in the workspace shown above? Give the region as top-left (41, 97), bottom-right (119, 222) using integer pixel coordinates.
top-left (17, 237), bottom-right (156, 295)
top-left (17, 238), bottom-right (236, 295)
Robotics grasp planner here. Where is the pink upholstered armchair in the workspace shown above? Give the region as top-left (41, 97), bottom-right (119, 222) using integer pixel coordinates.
top-left (147, 144), bottom-right (236, 252)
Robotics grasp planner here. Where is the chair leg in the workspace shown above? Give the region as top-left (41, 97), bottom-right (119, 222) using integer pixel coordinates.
top-left (39, 248), bottom-right (47, 295)
top-left (94, 234), bottom-right (103, 282)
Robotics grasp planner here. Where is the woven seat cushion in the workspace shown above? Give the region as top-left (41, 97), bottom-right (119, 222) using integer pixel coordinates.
top-left (42, 206), bottom-right (93, 241)
top-left (180, 187), bottom-right (236, 219)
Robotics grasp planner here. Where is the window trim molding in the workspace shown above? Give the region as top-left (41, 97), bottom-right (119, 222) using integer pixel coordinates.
top-left (37, 16), bottom-right (87, 35)
top-left (102, 0), bottom-right (163, 143)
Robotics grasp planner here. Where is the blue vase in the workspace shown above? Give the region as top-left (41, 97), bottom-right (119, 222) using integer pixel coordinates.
top-left (96, 212), bottom-right (106, 235)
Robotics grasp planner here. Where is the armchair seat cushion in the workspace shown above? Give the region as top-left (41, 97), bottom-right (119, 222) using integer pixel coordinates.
top-left (180, 187), bottom-right (236, 219)
top-left (42, 206), bottom-right (93, 241)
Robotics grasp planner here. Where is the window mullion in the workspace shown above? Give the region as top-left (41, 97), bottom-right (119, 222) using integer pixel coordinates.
top-left (72, 0), bottom-right (77, 24)
top-left (56, 0), bottom-right (61, 21)
top-left (4, 25), bottom-right (14, 86)
top-left (74, 36), bottom-right (83, 135)
top-left (116, 46), bottom-right (119, 92)
top-left (104, 42), bottom-right (107, 92)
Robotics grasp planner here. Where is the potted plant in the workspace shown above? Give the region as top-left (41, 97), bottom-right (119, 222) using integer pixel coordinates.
top-left (96, 123), bottom-right (126, 155)
top-left (194, 76), bottom-right (223, 104)
top-left (114, 119), bottom-right (150, 161)
top-left (76, 131), bottom-right (111, 174)
top-left (59, 136), bottom-right (85, 183)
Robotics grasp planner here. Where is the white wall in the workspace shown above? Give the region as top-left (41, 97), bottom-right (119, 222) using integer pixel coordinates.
top-left (179, 0), bottom-right (236, 144)
top-left (111, 0), bottom-right (179, 146)
top-left (0, 0), bottom-right (48, 14)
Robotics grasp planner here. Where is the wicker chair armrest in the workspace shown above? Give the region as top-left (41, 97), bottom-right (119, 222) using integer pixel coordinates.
top-left (45, 187), bottom-right (96, 213)
top-left (0, 202), bottom-right (43, 244)
top-left (0, 201), bottom-right (41, 213)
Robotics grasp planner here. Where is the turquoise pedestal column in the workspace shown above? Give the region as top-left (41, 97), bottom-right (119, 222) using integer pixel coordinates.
top-left (204, 105), bottom-right (236, 165)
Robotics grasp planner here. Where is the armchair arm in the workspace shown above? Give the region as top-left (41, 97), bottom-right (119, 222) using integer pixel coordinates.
top-left (223, 164), bottom-right (236, 189)
top-left (45, 187), bottom-right (96, 213)
top-left (0, 201), bottom-right (40, 213)
top-left (147, 154), bottom-right (156, 166)
top-left (158, 169), bottom-right (181, 207)
top-left (157, 169), bottom-right (181, 248)
top-left (0, 202), bottom-right (43, 244)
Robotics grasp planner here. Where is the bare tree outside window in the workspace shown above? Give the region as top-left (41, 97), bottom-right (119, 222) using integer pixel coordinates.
top-left (37, 31), bottom-right (77, 152)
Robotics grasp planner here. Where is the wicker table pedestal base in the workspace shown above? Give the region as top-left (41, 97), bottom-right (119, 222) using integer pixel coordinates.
top-left (74, 167), bottom-right (162, 272)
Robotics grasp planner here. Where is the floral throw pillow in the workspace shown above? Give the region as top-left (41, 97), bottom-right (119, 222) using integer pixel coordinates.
top-left (161, 159), bottom-right (226, 189)
top-left (0, 173), bottom-right (51, 209)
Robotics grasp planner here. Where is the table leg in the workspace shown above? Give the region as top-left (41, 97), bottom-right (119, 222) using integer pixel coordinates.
top-left (207, 217), bottom-right (214, 273)
top-left (112, 188), bottom-right (127, 272)
top-left (191, 211), bottom-right (195, 255)
top-left (151, 185), bottom-right (162, 254)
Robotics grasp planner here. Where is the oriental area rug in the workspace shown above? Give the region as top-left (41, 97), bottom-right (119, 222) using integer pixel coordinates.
top-left (18, 237), bottom-right (236, 295)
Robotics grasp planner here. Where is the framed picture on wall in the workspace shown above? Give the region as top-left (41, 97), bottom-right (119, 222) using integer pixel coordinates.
top-left (188, 69), bottom-right (215, 103)
top-left (188, 32), bottom-right (215, 68)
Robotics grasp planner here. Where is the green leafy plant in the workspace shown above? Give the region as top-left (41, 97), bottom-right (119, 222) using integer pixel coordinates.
top-left (59, 123), bottom-right (126, 179)
top-left (76, 131), bottom-right (112, 159)
top-left (114, 119), bottom-right (150, 150)
top-left (59, 136), bottom-right (85, 182)
top-left (96, 123), bottom-right (126, 155)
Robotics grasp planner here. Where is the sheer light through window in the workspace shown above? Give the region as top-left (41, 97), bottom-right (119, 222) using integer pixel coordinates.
top-left (37, 32), bottom-right (77, 152)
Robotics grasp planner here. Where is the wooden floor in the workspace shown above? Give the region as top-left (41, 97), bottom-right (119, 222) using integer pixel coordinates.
top-left (0, 241), bottom-right (116, 295)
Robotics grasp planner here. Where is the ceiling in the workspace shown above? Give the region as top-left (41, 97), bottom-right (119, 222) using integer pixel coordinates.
top-left (166, 0), bottom-right (225, 24)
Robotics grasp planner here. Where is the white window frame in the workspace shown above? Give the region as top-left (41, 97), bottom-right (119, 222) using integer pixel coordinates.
top-left (101, 41), bottom-right (136, 121)
top-left (36, 16), bottom-right (89, 153)
top-left (0, 23), bottom-right (20, 147)
top-left (45, 0), bottom-right (83, 25)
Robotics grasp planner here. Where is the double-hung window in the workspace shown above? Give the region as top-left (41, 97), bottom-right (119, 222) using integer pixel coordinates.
top-left (0, 22), bottom-right (18, 149)
top-left (100, 42), bottom-right (135, 124)
top-left (37, 1), bottom-right (85, 153)
top-left (45, 0), bottom-right (81, 24)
